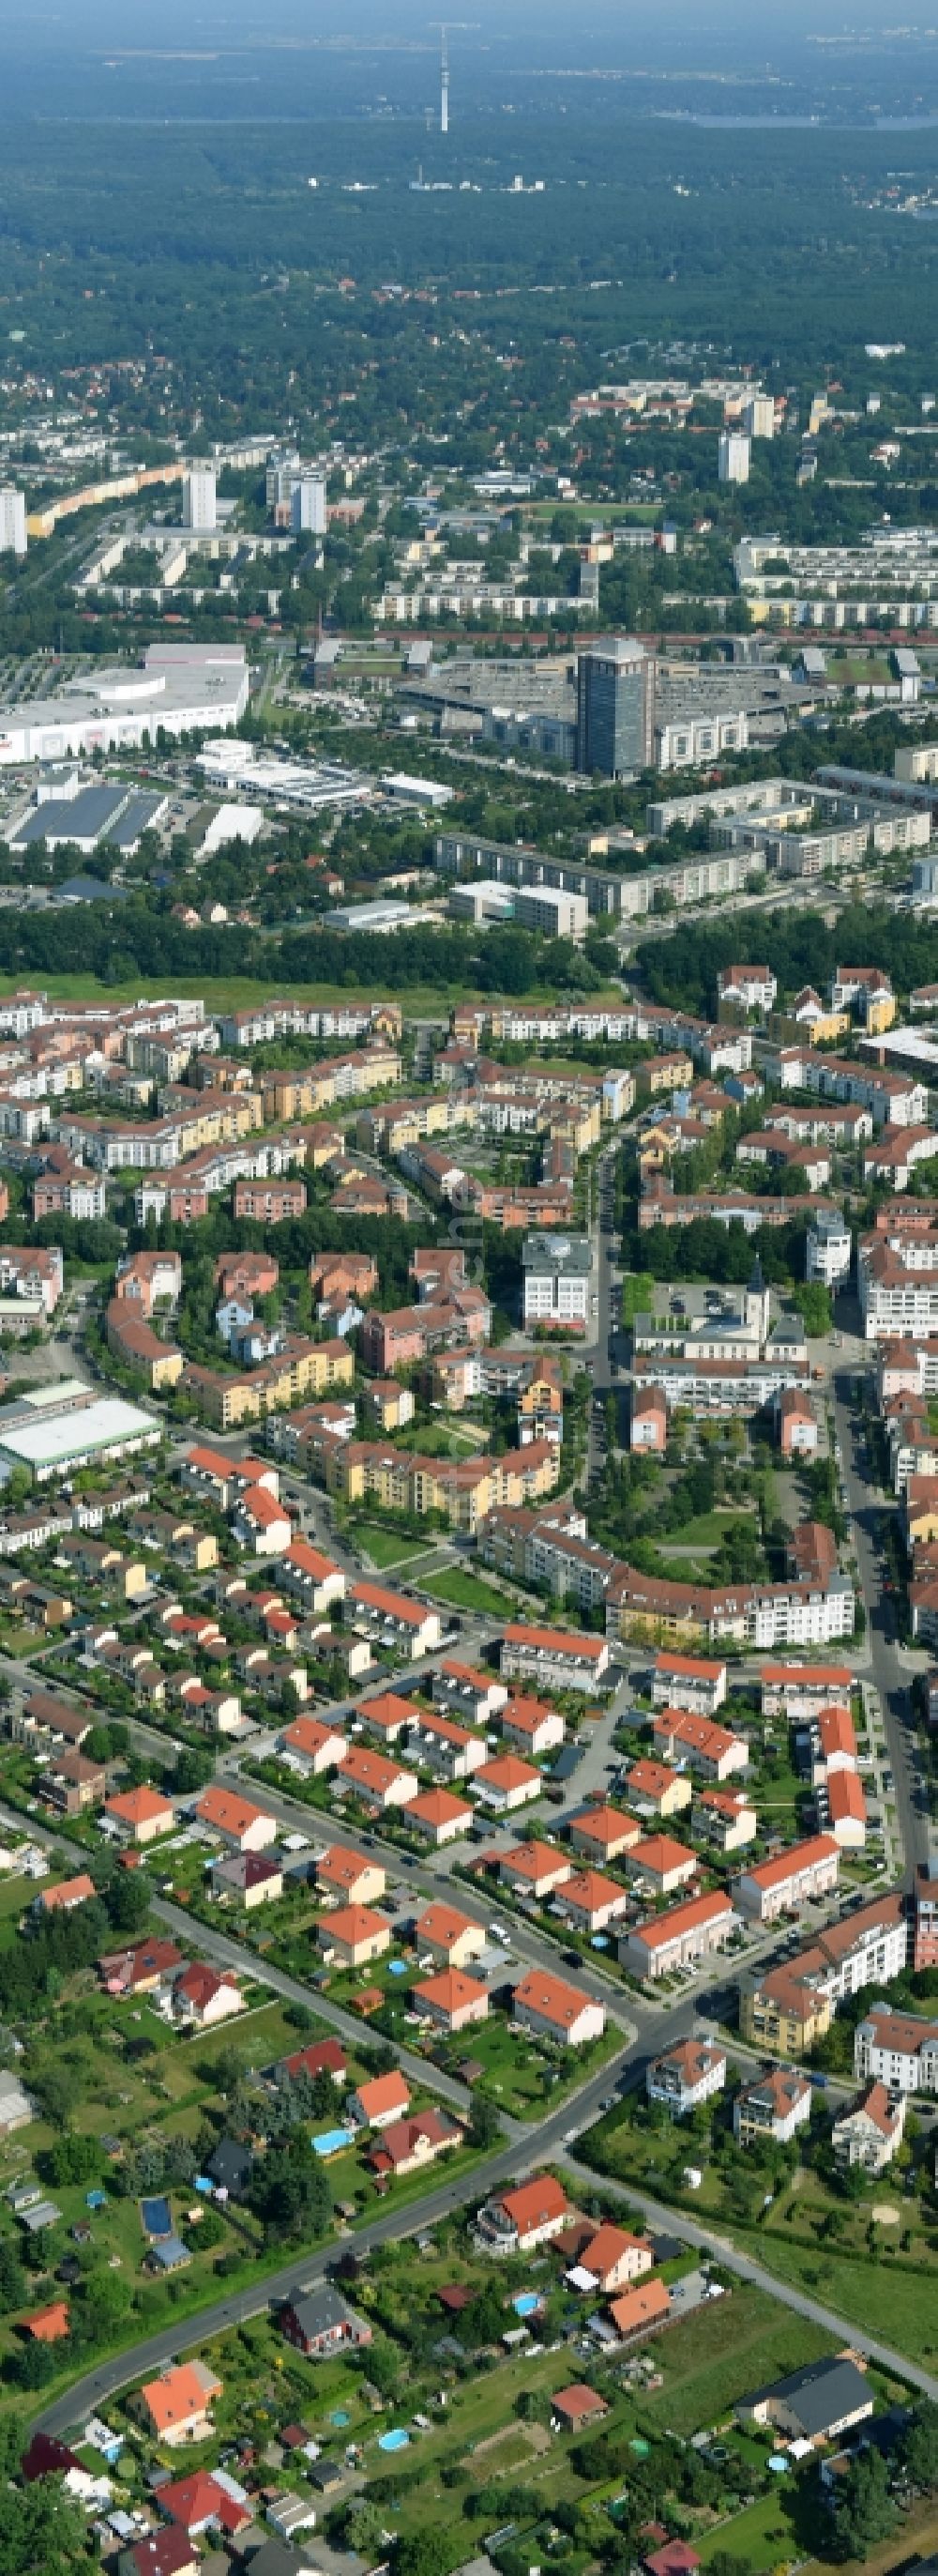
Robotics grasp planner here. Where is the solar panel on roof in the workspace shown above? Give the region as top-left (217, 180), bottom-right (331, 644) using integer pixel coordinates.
top-left (106, 792), bottom-right (165, 849)
top-left (10, 785), bottom-right (129, 847)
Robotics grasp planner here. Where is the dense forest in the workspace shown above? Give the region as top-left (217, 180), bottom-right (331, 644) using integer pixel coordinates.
top-left (3, 112), bottom-right (938, 418)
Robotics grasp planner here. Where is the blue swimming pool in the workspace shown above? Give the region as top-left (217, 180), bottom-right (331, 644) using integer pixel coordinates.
top-left (378, 2430), bottom-right (410, 2452)
top-left (311, 2126), bottom-right (355, 2158)
top-left (512, 2293), bottom-right (539, 2316)
top-left (387, 1959), bottom-right (408, 1976)
top-left (141, 2196), bottom-right (172, 2238)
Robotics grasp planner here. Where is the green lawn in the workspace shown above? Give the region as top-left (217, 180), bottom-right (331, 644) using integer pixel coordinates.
top-left (347, 1522), bottom-right (431, 1569)
top-left (696, 2485), bottom-right (803, 2571)
top-left (422, 1567), bottom-right (515, 1618)
top-left (621, 1273), bottom-right (658, 1327)
top-left (0, 1872), bottom-right (35, 1952)
top-left (444, 2016), bottom-right (553, 2116)
top-left (0, 969), bottom-right (625, 1015)
top-left (728, 2212), bottom-right (938, 2369)
top-left (392, 1423), bottom-right (483, 1460)
top-left (638, 2279), bottom-right (838, 2436)
top-left (658, 1507), bottom-right (758, 1549)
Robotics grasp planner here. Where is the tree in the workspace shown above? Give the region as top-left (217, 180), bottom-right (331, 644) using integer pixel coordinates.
top-left (283, 2001), bottom-right (315, 2035)
top-left (394, 2538), bottom-right (443, 2576)
top-left (344, 2502), bottom-right (386, 2556)
top-left (73, 2270), bottom-right (131, 2348)
top-left (362, 2335), bottom-right (401, 2401)
top-left (468, 2094), bottom-right (501, 2149)
top-left (0, 2477), bottom-right (89, 2574)
top-left (249, 2146), bottom-right (332, 2244)
top-left (0, 2241), bottom-right (26, 2314)
top-left (900, 2400), bottom-right (938, 2493)
top-left (25, 2064), bottom-right (82, 2127)
top-left (6, 2339), bottom-right (62, 2390)
top-left (105, 1870), bottom-right (152, 1936)
top-left (465, 2279), bottom-right (508, 2345)
top-left (173, 1745), bottom-right (215, 1794)
top-left (514, 2387), bottom-right (552, 2425)
top-left (41, 2135), bottom-right (100, 2188)
top-left (207, 2045), bottom-right (250, 2098)
top-left (834, 2450), bottom-right (899, 2560)
top-left (0, 2412), bottom-right (26, 2480)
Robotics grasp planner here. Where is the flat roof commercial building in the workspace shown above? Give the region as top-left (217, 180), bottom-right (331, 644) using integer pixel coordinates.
top-left (0, 646), bottom-right (248, 765)
top-left (9, 785), bottom-right (167, 856)
top-left (197, 739), bottom-right (371, 816)
top-left (0, 1381), bottom-right (160, 1484)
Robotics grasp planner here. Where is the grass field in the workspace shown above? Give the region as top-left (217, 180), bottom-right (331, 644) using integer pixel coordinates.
top-left (637, 2279), bottom-right (838, 2436)
top-left (729, 2213), bottom-right (938, 2369)
top-left (347, 1521), bottom-right (431, 1569)
top-left (392, 1423), bottom-right (480, 1459)
top-left (421, 1567), bottom-right (515, 1618)
top-left (0, 968), bottom-right (626, 1015)
top-left (696, 2486), bottom-right (804, 2572)
top-left (658, 1506), bottom-right (758, 1549)
top-left (621, 1273), bottom-right (658, 1326)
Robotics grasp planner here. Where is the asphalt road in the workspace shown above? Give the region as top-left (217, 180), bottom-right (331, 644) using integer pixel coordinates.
top-left (831, 1365), bottom-right (929, 1878)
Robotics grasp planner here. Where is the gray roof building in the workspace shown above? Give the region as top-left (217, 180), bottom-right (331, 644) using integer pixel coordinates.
top-left (280, 2281), bottom-right (371, 2356)
top-left (736, 2355), bottom-right (873, 2443)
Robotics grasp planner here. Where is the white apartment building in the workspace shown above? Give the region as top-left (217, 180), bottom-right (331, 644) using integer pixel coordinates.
top-left (645, 2038), bottom-right (726, 2115)
top-left (808, 1209), bottom-right (852, 1288)
top-left (743, 394), bottom-right (776, 439)
top-left (718, 965), bottom-right (778, 1013)
top-left (741, 1578), bottom-right (855, 1648)
top-left (655, 709), bottom-right (749, 770)
top-left (522, 1230), bottom-right (592, 1328)
top-left (832, 2082), bottom-right (905, 2174)
top-left (620, 1889), bottom-right (736, 1981)
top-left (652, 1650), bottom-right (727, 1715)
top-left (734, 2067), bottom-right (812, 2145)
top-left (518, 1526), bottom-right (618, 1613)
top-left (292, 475), bottom-right (326, 535)
top-left (499, 1622), bottom-right (610, 1694)
top-left (854, 2005), bottom-right (938, 2096)
top-left (734, 526), bottom-right (938, 625)
top-left (858, 1241), bottom-right (938, 1343)
top-left (513, 887), bottom-right (589, 940)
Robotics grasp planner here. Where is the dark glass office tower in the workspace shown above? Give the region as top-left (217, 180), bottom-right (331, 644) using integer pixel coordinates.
top-left (575, 637), bottom-right (655, 777)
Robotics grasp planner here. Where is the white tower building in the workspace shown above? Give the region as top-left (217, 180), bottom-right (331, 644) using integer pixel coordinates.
top-left (0, 490), bottom-right (27, 556)
top-left (291, 476), bottom-right (326, 536)
top-left (743, 395), bottom-right (775, 440)
top-left (719, 432), bottom-right (750, 486)
top-left (182, 466), bottom-right (217, 533)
